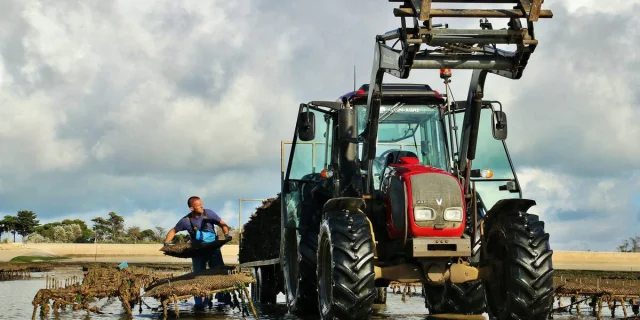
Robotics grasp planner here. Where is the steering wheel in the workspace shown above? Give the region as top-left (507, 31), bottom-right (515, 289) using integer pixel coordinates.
top-left (376, 149), bottom-right (402, 166)
top-left (372, 149), bottom-right (402, 188)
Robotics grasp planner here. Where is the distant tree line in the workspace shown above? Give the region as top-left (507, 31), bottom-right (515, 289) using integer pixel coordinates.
top-left (0, 211), bottom-right (239, 245)
top-left (0, 211), bottom-right (40, 242)
top-left (617, 236), bottom-right (640, 252)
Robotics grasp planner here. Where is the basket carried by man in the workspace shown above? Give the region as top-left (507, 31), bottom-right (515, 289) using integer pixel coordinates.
top-left (160, 238), bottom-right (232, 258)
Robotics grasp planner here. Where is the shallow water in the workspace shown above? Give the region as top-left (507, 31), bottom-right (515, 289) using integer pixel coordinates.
top-left (0, 270), bottom-right (632, 320)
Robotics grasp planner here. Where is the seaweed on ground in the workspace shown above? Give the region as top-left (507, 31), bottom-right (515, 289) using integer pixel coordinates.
top-left (0, 262), bottom-right (56, 280)
top-left (144, 270), bottom-right (254, 298)
top-left (555, 269), bottom-right (640, 281)
top-left (554, 276), bottom-right (640, 296)
top-left (30, 263), bottom-right (259, 320)
top-left (0, 262), bottom-right (56, 272)
top-left (79, 261), bottom-right (193, 272)
top-left (143, 269), bottom-right (257, 319)
top-left (31, 266), bottom-right (164, 319)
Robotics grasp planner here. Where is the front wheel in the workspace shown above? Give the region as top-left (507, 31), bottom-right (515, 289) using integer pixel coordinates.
top-left (482, 210), bottom-right (555, 320)
top-left (317, 209), bottom-right (376, 320)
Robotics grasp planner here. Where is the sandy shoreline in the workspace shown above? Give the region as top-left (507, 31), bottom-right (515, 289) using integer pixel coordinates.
top-left (0, 243), bottom-right (240, 265)
top-left (2, 243), bottom-right (639, 271)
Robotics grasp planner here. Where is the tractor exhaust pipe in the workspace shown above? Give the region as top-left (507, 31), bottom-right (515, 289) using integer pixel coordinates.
top-left (337, 101), bottom-right (359, 197)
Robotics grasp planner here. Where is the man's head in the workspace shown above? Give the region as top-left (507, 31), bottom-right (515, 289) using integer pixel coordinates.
top-left (187, 196), bottom-right (204, 214)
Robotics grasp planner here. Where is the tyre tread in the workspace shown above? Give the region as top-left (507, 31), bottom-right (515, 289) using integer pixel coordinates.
top-left (318, 210), bottom-right (376, 320)
top-left (483, 210), bottom-right (555, 320)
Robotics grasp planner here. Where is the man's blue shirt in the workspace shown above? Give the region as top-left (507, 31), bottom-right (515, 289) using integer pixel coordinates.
top-left (174, 209), bottom-right (222, 234)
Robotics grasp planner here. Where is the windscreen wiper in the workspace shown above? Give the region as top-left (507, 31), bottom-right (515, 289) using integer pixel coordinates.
top-left (379, 102), bottom-right (405, 123)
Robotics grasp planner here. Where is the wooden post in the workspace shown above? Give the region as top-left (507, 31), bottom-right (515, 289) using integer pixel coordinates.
top-left (31, 305), bottom-right (38, 320)
top-left (162, 299), bottom-right (168, 320)
top-left (172, 295), bottom-right (179, 317)
top-left (240, 286), bottom-right (258, 320)
top-left (598, 297), bottom-right (603, 319)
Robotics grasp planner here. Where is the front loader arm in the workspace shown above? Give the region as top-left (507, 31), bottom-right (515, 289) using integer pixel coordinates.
top-left (361, 0), bottom-right (552, 195)
top-left (361, 29), bottom-right (420, 194)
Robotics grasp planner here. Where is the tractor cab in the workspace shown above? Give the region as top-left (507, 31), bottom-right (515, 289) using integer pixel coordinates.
top-left (341, 84), bottom-right (449, 189)
top-left (338, 83), bottom-right (521, 211)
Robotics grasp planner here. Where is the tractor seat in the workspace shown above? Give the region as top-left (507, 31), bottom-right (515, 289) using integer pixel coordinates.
top-left (385, 150), bottom-right (419, 166)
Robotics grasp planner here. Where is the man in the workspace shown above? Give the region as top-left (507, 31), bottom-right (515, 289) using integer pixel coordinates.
top-left (164, 196), bottom-right (232, 272)
top-left (164, 196), bottom-right (233, 308)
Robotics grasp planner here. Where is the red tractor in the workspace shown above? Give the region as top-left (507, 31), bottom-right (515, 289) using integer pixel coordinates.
top-left (239, 1), bottom-right (555, 319)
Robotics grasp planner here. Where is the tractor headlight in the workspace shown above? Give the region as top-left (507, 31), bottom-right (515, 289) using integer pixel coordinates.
top-left (414, 207), bottom-right (436, 221)
top-left (443, 208), bottom-right (463, 221)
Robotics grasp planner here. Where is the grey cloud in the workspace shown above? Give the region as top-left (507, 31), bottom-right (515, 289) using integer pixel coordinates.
top-left (546, 219), bottom-right (629, 252)
top-left (487, 2), bottom-right (640, 177)
top-left (0, 167), bottom-right (281, 222)
top-left (552, 209), bottom-right (600, 222)
top-left (448, 2), bottom-right (640, 252)
top-left (517, 168), bottom-right (640, 251)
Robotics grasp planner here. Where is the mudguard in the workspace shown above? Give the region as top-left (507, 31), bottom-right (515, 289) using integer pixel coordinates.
top-left (486, 198), bottom-right (536, 216)
top-left (480, 198), bottom-right (538, 262)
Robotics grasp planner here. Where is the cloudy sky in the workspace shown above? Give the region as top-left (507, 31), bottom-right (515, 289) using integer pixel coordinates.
top-left (1, 0), bottom-right (638, 251)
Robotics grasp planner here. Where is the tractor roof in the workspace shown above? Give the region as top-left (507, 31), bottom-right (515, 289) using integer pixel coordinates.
top-left (339, 83), bottom-right (445, 105)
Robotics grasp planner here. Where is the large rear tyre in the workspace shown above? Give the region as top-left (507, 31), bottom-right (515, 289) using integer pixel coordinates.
top-left (281, 226), bottom-right (319, 315)
top-left (295, 227), bottom-right (320, 313)
top-left (317, 209), bottom-right (376, 320)
top-left (482, 210), bottom-right (554, 320)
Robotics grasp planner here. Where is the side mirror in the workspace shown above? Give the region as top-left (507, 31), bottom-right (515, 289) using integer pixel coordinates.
top-left (297, 110), bottom-right (316, 141)
top-left (491, 110), bottom-right (507, 140)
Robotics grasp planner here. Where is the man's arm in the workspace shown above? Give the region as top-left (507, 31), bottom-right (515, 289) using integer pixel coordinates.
top-left (164, 218), bottom-right (187, 245)
top-left (204, 209), bottom-right (231, 239)
top-left (218, 220), bottom-right (230, 236)
top-left (164, 228), bottom-right (177, 245)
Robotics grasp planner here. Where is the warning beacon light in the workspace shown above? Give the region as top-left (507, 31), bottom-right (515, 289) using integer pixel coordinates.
top-left (440, 68), bottom-right (452, 79)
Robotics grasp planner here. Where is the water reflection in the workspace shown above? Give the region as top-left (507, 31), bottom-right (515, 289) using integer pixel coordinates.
top-left (0, 273), bottom-right (616, 320)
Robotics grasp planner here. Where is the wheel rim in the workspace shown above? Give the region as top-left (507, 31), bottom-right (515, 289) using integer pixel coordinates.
top-left (318, 232), bottom-right (333, 316)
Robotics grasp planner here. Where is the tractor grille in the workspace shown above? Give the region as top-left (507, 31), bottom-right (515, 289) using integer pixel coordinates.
top-left (409, 173), bottom-right (464, 229)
